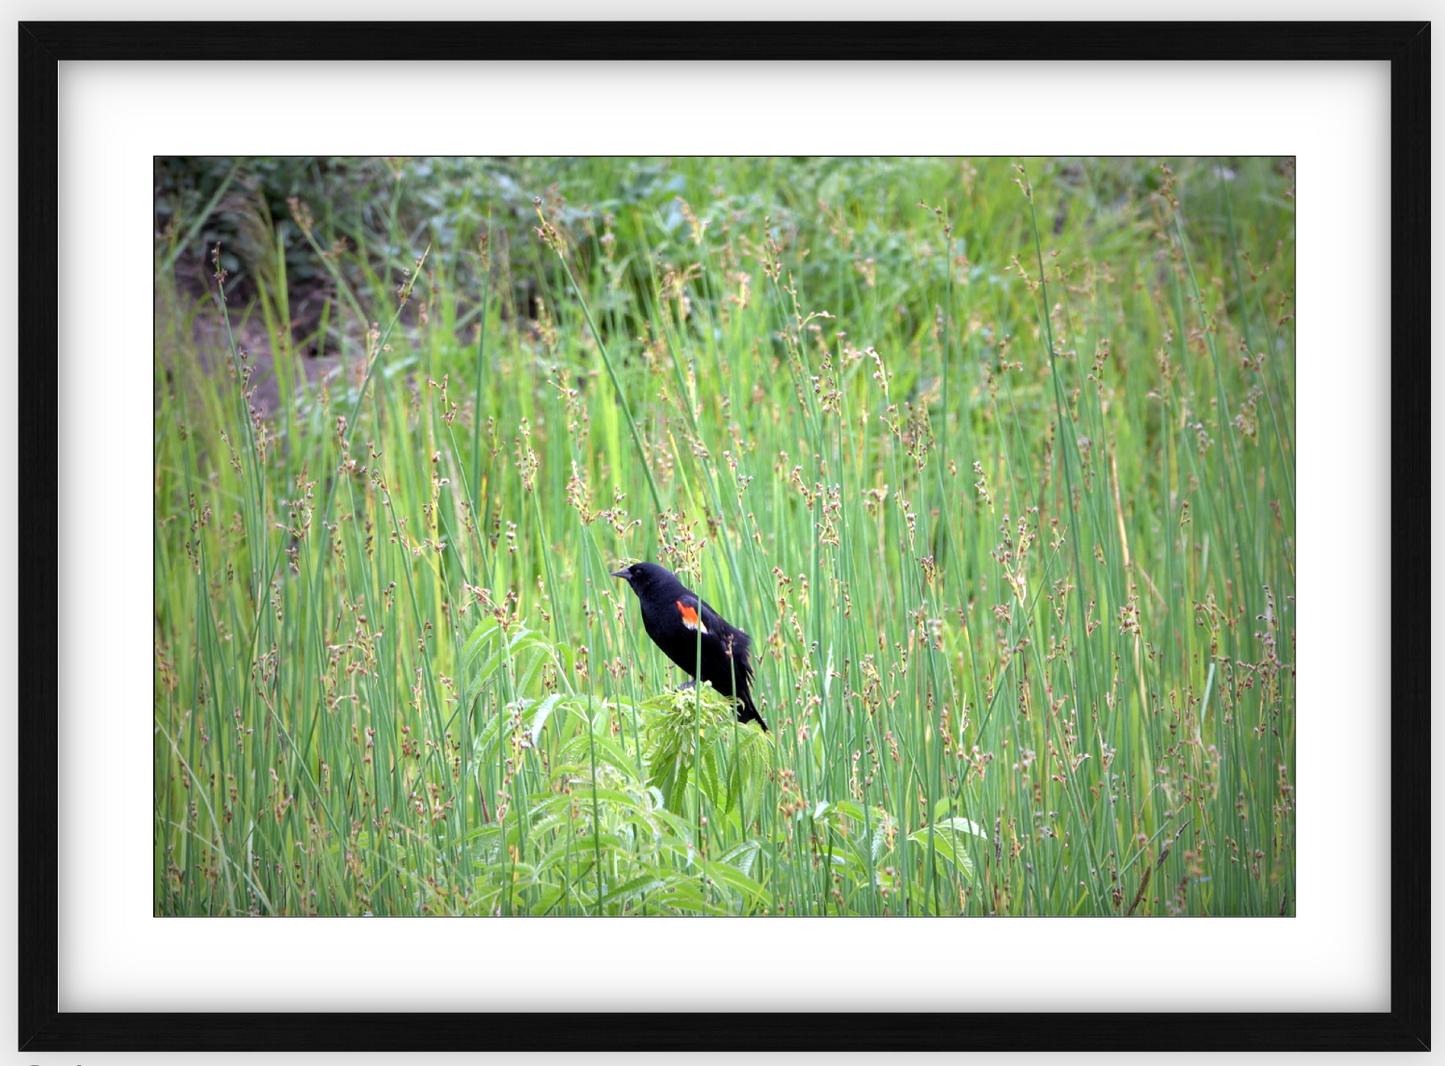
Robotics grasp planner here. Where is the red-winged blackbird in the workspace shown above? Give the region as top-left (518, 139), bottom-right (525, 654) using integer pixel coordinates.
top-left (611, 562), bottom-right (767, 731)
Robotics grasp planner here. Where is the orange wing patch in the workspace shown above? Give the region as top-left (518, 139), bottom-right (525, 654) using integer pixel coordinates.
top-left (677, 600), bottom-right (708, 633)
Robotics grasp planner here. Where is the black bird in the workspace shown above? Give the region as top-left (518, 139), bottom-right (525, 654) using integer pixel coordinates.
top-left (611, 562), bottom-right (767, 731)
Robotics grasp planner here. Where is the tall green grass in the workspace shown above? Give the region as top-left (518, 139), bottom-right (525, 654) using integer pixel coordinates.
top-left (154, 157), bottom-right (1295, 916)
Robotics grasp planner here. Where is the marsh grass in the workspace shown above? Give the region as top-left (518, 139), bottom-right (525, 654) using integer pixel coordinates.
top-left (154, 157), bottom-right (1295, 916)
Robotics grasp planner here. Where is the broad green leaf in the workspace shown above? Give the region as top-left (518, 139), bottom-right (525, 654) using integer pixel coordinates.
top-left (529, 693), bottom-right (562, 743)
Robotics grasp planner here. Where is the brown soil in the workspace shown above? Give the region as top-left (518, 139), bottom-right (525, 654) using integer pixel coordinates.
top-left (158, 249), bottom-right (352, 417)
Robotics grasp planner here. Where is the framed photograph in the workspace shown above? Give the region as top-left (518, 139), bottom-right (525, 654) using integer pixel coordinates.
top-left (21, 20), bottom-right (1427, 1054)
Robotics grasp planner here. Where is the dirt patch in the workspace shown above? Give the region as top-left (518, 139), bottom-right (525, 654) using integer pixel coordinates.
top-left (157, 251), bottom-right (352, 418)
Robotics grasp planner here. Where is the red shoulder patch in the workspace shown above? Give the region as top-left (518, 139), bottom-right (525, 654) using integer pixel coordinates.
top-left (677, 600), bottom-right (707, 632)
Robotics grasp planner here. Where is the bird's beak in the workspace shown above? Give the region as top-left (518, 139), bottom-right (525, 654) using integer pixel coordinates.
top-left (610, 568), bottom-right (630, 580)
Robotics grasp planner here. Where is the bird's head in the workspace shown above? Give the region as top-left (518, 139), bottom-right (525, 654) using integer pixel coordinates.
top-left (610, 561), bottom-right (676, 595)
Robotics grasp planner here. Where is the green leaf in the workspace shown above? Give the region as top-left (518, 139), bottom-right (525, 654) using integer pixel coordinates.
top-left (600, 873), bottom-right (669, 906)
top-left (529, 693), bottom-right (562, 743)
top-left (908, 818), bottom-right (985, 881)
top-left (529, 882), bottom-right (565, 915)
top-left (705, 860), bottom-right (767, 905)
top-left (718, 839), bottom-right (761, 877)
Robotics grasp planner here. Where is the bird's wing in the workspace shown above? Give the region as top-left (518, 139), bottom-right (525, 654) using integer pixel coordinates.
top-left (672, 591), bottom-right (708, 633)
top-left (692, 596), bottom-right (723, 632)
top-left (698, 599), bottom-right (752, 671)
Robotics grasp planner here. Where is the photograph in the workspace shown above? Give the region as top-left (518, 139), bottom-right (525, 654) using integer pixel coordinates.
top-left (153, 155), bottom-right (1297, 918)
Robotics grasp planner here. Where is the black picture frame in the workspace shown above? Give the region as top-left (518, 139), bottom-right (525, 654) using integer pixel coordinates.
top-left (19, 21), bottom-right (1428, 1053)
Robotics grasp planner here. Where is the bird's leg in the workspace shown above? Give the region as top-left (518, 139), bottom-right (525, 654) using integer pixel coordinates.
top-left (677, 679), bottom-right (696, 691)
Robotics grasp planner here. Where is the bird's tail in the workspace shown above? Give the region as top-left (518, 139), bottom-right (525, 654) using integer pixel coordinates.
top-left (738, 689), bottom-right (768, 732)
